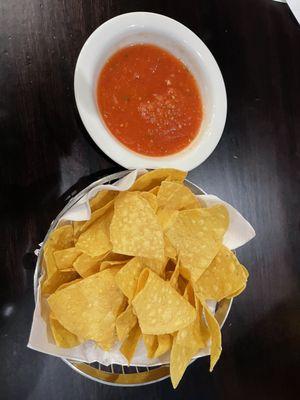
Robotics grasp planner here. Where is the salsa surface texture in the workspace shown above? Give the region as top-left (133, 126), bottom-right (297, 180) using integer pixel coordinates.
top-left (97, 44), bottom-right (202, 156)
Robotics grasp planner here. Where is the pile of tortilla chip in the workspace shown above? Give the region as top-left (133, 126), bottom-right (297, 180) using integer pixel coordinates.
top-left (41, 169), bottom-right (249, 388)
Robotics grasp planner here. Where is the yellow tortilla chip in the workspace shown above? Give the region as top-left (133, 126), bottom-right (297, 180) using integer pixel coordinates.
top-left (149, 186), bottom-right (159, 195)
top-left (120, 324), bottom-right (141, 364)
top-left (197, 205), bottom-right (229, 241)
top-left (164, 235), bottom-right (177, 260)
top-left (170, 314), bottom-right (206, 388)
top-left (140, 191), bottom-right (158, 212)
top-left (156, 209), bottom-right (179, 231)
top-left (49, 314), bottom-right (80, 348)
top-left (227, 263), bottom-right (249, 299)
top-left (177, 276), bottom-right (188, 296)
top-left (194, 297), bottom-right (210, 344)
top-left (101, 252), bottom-right (132, 263)
top-left (132, 269), bottom-right (196, 334)
top-left (100, 260), bottom-right (126, 272)
top-left (48, 225), bottom-right (74, 249)
top-left (203, 302), bottom-right (222, 372)
top-left (195, 246), bottom-right (248, 301)
top-left (157, 181), bottom-right (200, 210)
top-left (143, 334), bottom-right (158, 358)
top-left (134, 267), bottom-right (150, 296)
top-left (170, 295), bottom-right (208, 388)
top-left (169, 259), bottom-right (180, 289)
top-left (89, 189), bottom-right (117, 212)
top-left (48, 269), bottom-right (124, 348)
top-left (227, 284), bottom-right (246, 299)
top-left (166, 207), bottom-right (228, 282)
top-left (42, 269), bottom-right (79, 296)
top-left (81, 201), bottom-right (114, 232)
top-left (183, 283), bottom-right (196, 306)
top-left (115, 258), bottom-right (144, 300)
top-left (224, 261), bottom-right (248, 300)
top-left (130, 169), bottom-right (187, 192)
top-left (57, 278), bottom-right (82, 291)
top-left (110, 192), bottom-right (164, 260)
top-left (72, 220), bottom-right (83, 240)
top-left (75, 210), bottom-right (112, 257)
top-left (116, 305), bottom-right (137, 342)
top-left (43, 243), bottom-right (58, 279)
top-left (73, 252), bottom-right (105, 278)
top-left (53, 247), bottom-right (81, 270)
top-left (153, 334), bottom-right (172, 358)
top-left (140, 257), bottom-right (168, 276)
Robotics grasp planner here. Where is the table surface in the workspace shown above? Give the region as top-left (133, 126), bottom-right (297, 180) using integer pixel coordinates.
top-left (1, 1), bottom-right (299, 399)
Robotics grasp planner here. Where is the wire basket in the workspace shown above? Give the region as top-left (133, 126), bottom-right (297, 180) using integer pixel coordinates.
top-left (34, 170), bottom-right (232, 387)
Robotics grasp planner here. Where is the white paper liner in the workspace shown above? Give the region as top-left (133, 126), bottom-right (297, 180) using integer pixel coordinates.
top-left (28, 170), bottom-right (255, 366)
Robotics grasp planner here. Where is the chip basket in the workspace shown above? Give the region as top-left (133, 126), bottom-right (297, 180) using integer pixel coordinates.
top-left (34, 170), bottom-right (232, 387)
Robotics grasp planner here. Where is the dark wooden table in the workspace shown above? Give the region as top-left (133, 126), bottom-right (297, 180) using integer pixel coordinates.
top-left (1, 1), bottom-right (299, 399)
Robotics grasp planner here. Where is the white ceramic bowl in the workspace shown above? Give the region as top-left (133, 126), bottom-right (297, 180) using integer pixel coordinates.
top-left (74, 12), bottom-right (227, 171)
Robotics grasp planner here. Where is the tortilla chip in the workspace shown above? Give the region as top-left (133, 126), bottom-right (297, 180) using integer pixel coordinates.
top-left (115, 258), bottom-right (145, 300)
top-left (73, 252), bottom-right (105, 278)
top-left (110, 192), bottom-right (164, 260)
top-left (169, 258), bottom-right (180, 289)
top-left (140, 191), bottom-right (158, 212)
top-left (177, 276), bottom-right (188, 296)
top-left (156, 209), bottom-right (179, 231)
top-left (149, 186), bottom-right (159, 195)
top-left (132, 269), bottom-right (196, 334)
top-left (140, 257), bottom-right (168, 276)
top-left (227, 284), bottom-right (246, 299)
top-left (116, 305), bottom-right (137, 342)
top-left (164, 236), bottom-right (177, 259)
top-left (195, 246), bottom-right (248, 301)
top-left (89, 189), bottom-right (117, 212)
top-left (49, 314), bottom-right (80, 348)
top-left (48, 225), bottom-right (74, 249)
top-left (130, 169), bottom-right (187, 192)
top-left (100, 260), bottom-right (126, 272)
top-left (170, 295), bottom-right (208, 388)
top-left (48, 269), bottom-right (124, 347)
top-left (183, 283), bottom-right (196, 306)
top-left (81, 201), bottom-right (114, 233)
top-left (143, 334), bottom-right (158, 358)
top-left (154, 334), bottom-right (172, 358)
top-left (170, 314), bottom-right (206, 388)
top-left (101, 252), bottom-right (132, 263)
top-left (134, 267), bottom-right (150, 296)
top-left (75, 210), bottom-right (112, 257)
top-left (43, 243), bottom-right (58, 279)
top-left (53, 247), bottom-right (81, 270)
top-left (198, 205), bottom-right (229, 241)
top-left (120, 324), bottom-right (141, 364)
top-left (195, 297), bottom-right (210, 343)
top-left (42, 269), bottom-right (79, 296)
top-left (57, 278), bottom-right (82, 291)
top-left (157, 181), bottom-right (200, 210)
top-left (166, 207), bottom-right (229, 282)
top-left (203, 302), bottom-right (222, 372)
top-left (72, 220), bottom-right (83, 240)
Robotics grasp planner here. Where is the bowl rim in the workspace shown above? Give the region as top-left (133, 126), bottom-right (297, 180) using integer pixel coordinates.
top-left (74, 12), bottom-right (227, 171)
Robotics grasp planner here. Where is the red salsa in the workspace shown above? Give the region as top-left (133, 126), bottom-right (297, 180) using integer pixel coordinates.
top-left (97, 44), bottom-right (202, 156)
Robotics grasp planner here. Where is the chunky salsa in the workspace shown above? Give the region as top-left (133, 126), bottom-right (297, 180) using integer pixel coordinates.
top-left (97, 44), bottom-right (202, 156)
